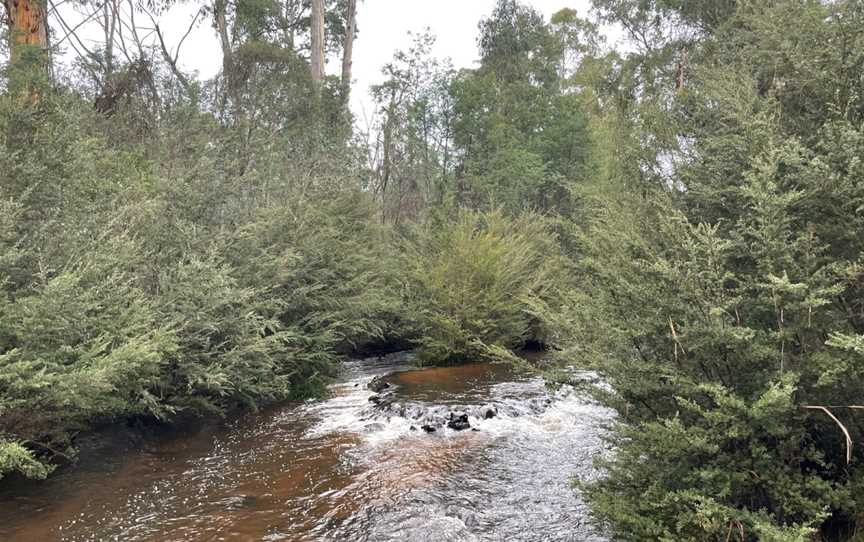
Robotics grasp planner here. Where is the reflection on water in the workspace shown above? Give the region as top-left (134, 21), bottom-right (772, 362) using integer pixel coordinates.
top-left (0, 353), bottom-right (611, 541)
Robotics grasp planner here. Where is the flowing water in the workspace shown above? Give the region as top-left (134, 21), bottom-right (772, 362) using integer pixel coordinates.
top-left (0, 352), bottom-right (613, 541)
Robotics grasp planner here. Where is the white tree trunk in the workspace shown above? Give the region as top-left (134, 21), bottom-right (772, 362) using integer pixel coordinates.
top-left (340, 0), bottom-right (357, 100)
top-left (310, 0), bottom-right (325, 86)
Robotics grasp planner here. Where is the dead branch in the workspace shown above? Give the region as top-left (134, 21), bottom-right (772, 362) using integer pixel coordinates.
top-left (802, 405), bottom-right (853, 464)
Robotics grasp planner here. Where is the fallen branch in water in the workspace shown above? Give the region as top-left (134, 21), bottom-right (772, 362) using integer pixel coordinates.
top-left (21, 440), bottom-right (73, 462)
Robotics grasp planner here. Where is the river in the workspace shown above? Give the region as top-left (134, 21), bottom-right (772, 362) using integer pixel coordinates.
top-left (0, 352), bottom-right (612, 541)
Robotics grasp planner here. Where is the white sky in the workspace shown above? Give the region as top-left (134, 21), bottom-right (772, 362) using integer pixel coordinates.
top-left (53, 1), bottom-right (616, 118)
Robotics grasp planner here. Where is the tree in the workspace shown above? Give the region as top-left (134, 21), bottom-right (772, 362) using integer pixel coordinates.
top-left (3, 0), bottom-right (48, 64)
top-left (450, 0), bottom-right (591, 215)
top-left (340, 0), bottom-right (356, 101)
top-left (309, 0), bottom-right (324, 86)
top-left (3, 0), bottom-right (49, 94)
top-left (571, 0), bottom-right (864, 539)
top-left (367, 32), bottom-right (455, 224)
top-left (212, 0), bottom-right (243, 122)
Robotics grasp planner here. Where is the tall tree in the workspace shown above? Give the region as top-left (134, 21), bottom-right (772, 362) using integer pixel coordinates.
top-left (340, 0), bottom-right (356, 101)
top-left (368, 32), bottom-right (456, 224)
top-left (451, 0), bottom-right (590, 214)
top-left (213, 0), bottom-right (243, 120)
top-left (309, 0), bottom-right (325, 86)
top-left (3, 0), bottom-right (49, 75)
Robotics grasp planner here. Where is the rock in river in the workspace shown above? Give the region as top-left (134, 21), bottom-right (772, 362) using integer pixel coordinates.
top-left (367, 375), bottom-right (391, 393)
top-left (480, 404), bottom-right (497, 419)
top-left (368, 393), bottom-right (395, 409)
top-left (447, 412), bottom-right (471, 431)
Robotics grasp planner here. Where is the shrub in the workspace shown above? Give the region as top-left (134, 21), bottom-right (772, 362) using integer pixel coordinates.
top-left (402, 209), bottom-right (568, 364)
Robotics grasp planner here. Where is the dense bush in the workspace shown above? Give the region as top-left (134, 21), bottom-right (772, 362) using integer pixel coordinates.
top-left (573, 195), bottom-right (863, 540)
top-left (402, 209), bottom-right (568, 364)
top-left (0, 91), bottom-right (395, 479)
top-left (568, 1), bottom-right (864, 539)
top-left (226, 193), bottom-right (410, 355)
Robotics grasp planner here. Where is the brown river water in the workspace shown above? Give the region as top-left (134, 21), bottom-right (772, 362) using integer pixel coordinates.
top-left (0, 353), bottom-right (612, 541)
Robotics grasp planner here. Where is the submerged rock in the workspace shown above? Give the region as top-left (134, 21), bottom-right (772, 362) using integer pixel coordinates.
top-left (480, 404), bottom-right (497, 419)
top-left (368, 393), bottom-right (395, 409)
top-left (219, 494), bottom-right (258, 511)
top-left (447, 412), bottom-right (471, 431)
top-left (421, 424), bottom-right (437, 433)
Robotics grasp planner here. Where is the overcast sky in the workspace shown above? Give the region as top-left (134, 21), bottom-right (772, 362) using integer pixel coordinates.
top-left (57, 1), bottom-right (613, 119)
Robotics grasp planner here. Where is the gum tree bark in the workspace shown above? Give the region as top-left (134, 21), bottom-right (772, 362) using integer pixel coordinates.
top-left (340, 0), bottom-right (357, 101)
top-left (309, 0), bottom-right (325, 86)
top-left (3, 0), bottom-right (49, 68)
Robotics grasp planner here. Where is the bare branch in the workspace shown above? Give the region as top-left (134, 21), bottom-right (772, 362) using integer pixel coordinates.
top-left (137, 5), bottom-right (200, 98)
top-left (48, 0), bottom-right (104, 80)
top-left (51, 1), bottom-right (105, 50)
top-left (802, 405), bottom-right (853, 464)
top-left (173, 7), bottom-right (202, 64)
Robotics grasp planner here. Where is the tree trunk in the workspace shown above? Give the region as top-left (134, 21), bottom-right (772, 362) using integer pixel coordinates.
top-left (213, 0), bottom-right (244, 122)
top-left (101, 1), bottom-right (117, 78)
top-left (309, 0), bottom-right (325, 87)
top-left (340, 0), bottom-right (357, 101)
top-left (3, 0), bottom-right (49, 68)
top-left (675, 50), bottom-right (687, 93)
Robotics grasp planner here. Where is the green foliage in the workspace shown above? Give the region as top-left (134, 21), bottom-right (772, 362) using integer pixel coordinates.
top-left (570, 1), bottom-right (864, 539)
top-left (0, 440), bottom-right (51, 481)
top-left (226, 191), bottom-right (409, 354)
top-left (0, 82), bottom-right (384, 478)
top-left (366, 31), bottom-right (456, 224)
top-left (585, 380), bottom-right (832, 542)
top-left (451, 1), bottom-right (592, 216)
top-left (402, 210), bottom-right (567, 364)
top-left (0, 242), bottom-right (176, 474)
top-left (572, 186), bottom-right (862, 539)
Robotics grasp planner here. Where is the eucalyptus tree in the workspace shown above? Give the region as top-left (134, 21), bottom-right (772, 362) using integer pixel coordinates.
top-left (2, 0), bottom-right (49, 69)
top-left (309, 0), bottom-right (324, 86)
top-left (339, 0), bottom-right (356, 102)
top-left (2, 0), bottom-right (49, 99)
top-left (367, 32), bottom-right (455, 225)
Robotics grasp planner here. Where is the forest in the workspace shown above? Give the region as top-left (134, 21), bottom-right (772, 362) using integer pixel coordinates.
top-left (1, 0), bottom-right (864, 540)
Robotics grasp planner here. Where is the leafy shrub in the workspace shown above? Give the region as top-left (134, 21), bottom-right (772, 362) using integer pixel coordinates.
top-left (571, 98), bottom-right (864, 542)
top-left (226, 191), bottom-right (411, 354)
top-left (0, 247), bottom-right (175, 478)
top-left (402, 209), bottom-right (568, 363)
top-left (0, 93), bottom-right (385, 479)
